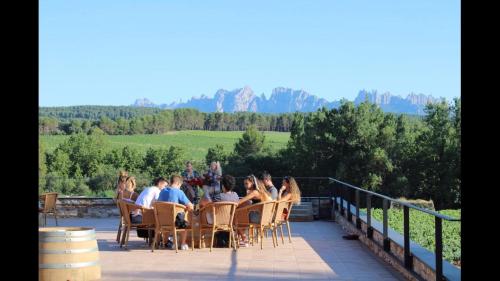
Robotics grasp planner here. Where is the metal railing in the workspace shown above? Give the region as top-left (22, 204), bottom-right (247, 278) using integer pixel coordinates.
top-left (328, 177), bottom-right (460, 281)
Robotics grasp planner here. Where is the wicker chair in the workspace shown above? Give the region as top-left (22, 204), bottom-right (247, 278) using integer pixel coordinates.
top-left (151, 201), bottom-right (194, 253)
top-left (115, 201), bottom-right (124, 243)
top-left (39, 192), bottom-right (59, 226)
top-left (115, 191), bottom-right (138, 243)
top-left (264, 200), bottom-right (289, 246)
top-left (275, 200), bottom-right (295, 243)
top-left (199, 202), bottom-right (238, 251)
top-left (121, 190), bottom-right (139, 202)
top-left (117, 199), bottom-right (155, 249)
top-left (235, 201), bottom-right (277, 249)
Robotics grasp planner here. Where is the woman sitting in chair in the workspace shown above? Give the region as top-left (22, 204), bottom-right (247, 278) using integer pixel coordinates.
top-left (236, 175), bottom-right (272, 246)
top-left (278, 176), bottom-right (301, 220)
top-left (121, 176), bottom-right (138, 202)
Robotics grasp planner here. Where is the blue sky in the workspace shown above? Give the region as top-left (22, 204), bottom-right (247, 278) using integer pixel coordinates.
top-left (39, 0), bottom-right (460, 106)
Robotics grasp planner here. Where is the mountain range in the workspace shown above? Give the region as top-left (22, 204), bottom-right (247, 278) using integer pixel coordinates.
top-left (132, 87), bottom-right (443, 115)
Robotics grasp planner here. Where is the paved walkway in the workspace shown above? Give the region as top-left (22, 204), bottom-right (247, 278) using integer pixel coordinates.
top-left (48, 218), bottom-right (407, 281)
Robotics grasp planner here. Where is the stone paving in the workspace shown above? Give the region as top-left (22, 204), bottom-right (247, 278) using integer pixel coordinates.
top-left (48, 218), bottom-right (407, 281)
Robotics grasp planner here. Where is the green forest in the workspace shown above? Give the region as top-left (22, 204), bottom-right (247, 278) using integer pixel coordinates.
top-left (39, 106), bottom-right (297, 134)
top-left (39, 99), bottom-right (460, 210)
top-left (39, 105), bottom-right (423, 135)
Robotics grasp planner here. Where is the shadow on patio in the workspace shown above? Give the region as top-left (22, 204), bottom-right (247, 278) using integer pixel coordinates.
top-left (48, 218), bottom-right (406, 281)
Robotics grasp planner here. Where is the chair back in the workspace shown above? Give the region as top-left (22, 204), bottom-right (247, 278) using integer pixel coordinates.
top-left (117, 200), bottom-right (131, 225)
top-left (273, 200), bottom-right (289, 224)
top-left (116, 201), bottom-right (123, 217)
top-left (260, 201), bottom-right (277, 226)
top-left (119, 190), bottom-right (139, 202)
top-left (152, 201), bottom-right (186, 229)
top-left (285, 200), bottom-right (295, 221)
top-left (201, 202), bottom-right (238, 226)
top-left (40, 192), bottom-right (58, 212)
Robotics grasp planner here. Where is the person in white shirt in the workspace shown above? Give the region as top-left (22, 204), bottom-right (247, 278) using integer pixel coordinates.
top-left (131, 177), bottom-right (168, 238)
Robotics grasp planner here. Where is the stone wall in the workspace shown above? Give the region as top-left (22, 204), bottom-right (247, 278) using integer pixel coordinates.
top-left (55, 197), bottom-right (119, 218)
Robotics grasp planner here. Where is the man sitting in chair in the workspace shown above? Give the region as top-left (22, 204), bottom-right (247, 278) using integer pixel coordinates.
top-left (131, 177), bottom-right (168, 240)
top-left (157, 174), bottom-right (194, 251)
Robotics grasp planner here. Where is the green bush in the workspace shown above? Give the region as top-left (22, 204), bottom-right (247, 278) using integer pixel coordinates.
top-left (93, 189), bottom-right (116, 197)
top-left (87, 165), bottom-right (117, 193)
top-left (43, 172), bottom-right (91, 196)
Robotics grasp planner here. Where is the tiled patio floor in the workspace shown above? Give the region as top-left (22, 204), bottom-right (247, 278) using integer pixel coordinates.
top-left (48, 218), bottom-right (407, 281)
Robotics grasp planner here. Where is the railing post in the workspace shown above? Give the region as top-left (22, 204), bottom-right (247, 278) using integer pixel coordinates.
top-left (355, 190), bottom-right (361, 229)
top-left (347, 188), bottom-right (352, 223)
top-left (366, 194), bottom-right (373, 238)
top-left (383, 199), bottom-right (390, 251)
top-left (404, 206), bottom-right (413, 269)
top-left (331, 185), bottom-right (336, 221)
top-left (340, 185), bottom-right (345, 216)
top-left (317, 197), bottom-right (320, 220)
top-left (435, 217), bottom-right (443, 281)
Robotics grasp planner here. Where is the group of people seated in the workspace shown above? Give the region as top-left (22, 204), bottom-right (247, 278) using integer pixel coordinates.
top-left (115, 161), bottom-right (301, 250)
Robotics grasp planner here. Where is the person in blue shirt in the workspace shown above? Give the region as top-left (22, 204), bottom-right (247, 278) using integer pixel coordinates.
top-left (157, 174), bottom-right (194, 250)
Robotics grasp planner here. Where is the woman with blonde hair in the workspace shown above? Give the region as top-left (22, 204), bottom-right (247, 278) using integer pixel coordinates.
top-left (238, 175), bottom-right (272, 206)
top-left (278, 176), bottom-right (301, 220)
top-left (122, 176), bottom-right (138, 202)
top-left (236, 175), bottom-right (272, 246)
top-left (278, 176), bottom-right (301, 203)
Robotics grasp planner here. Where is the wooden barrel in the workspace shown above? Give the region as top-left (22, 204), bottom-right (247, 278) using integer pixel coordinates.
top-left (39, 227), bottom-right (101, 281)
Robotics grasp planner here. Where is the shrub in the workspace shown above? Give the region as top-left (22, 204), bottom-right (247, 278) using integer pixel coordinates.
top-left (87, 165), bottom-right (117, 193)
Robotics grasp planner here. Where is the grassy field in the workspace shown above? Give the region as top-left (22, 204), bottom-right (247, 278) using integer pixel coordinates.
top-left (363, 208), bottom-right (461, 266)
top-left (40, 130), bottom-right (290, 160)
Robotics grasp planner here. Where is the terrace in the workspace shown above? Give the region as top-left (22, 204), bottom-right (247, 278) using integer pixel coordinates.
top-left (50, 217), bottom-right (407, 281)
top-left (40, 177), bottom-right (460, 281)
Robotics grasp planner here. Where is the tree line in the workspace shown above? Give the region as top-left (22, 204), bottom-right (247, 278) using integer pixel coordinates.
top-left (40, 106), bottom-right (423, 135)
top-left (39, 107), bottom-right (296, 134)
top-left (39, 99), bottom-right (460, 209)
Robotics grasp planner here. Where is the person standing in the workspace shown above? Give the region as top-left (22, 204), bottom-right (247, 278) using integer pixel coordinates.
top-left (203, 161), bottom-right (222, 202)
top-left (115, 170), bottom-right (129, 199)
top-left (181, 161), bottom-right (201, 204)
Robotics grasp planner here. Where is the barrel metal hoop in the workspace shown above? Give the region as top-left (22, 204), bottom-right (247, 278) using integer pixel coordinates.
top-left (39, 235), bottom-right (96, 243)
top-left (39, 229), bottom-right (95, 237)
top-left (39, 247), bottom-right (99, 254)
top-left (39, 260), bottom-right (100, 269)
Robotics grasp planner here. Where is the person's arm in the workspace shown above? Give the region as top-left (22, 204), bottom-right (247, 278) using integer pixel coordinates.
top-left (238, 190), bottom-right (258, 206)
top-left (179, 190), bottom-right (194, 210)
top-left (278, 185), bottom-right (286, 200)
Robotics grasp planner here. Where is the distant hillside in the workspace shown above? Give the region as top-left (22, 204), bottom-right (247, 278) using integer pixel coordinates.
top-left (353, 90), bottom-right (440, 115)
top-left (131, 87), bottom-right (444, 115)
top-left (39, 106), bottom-right (163, 121)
